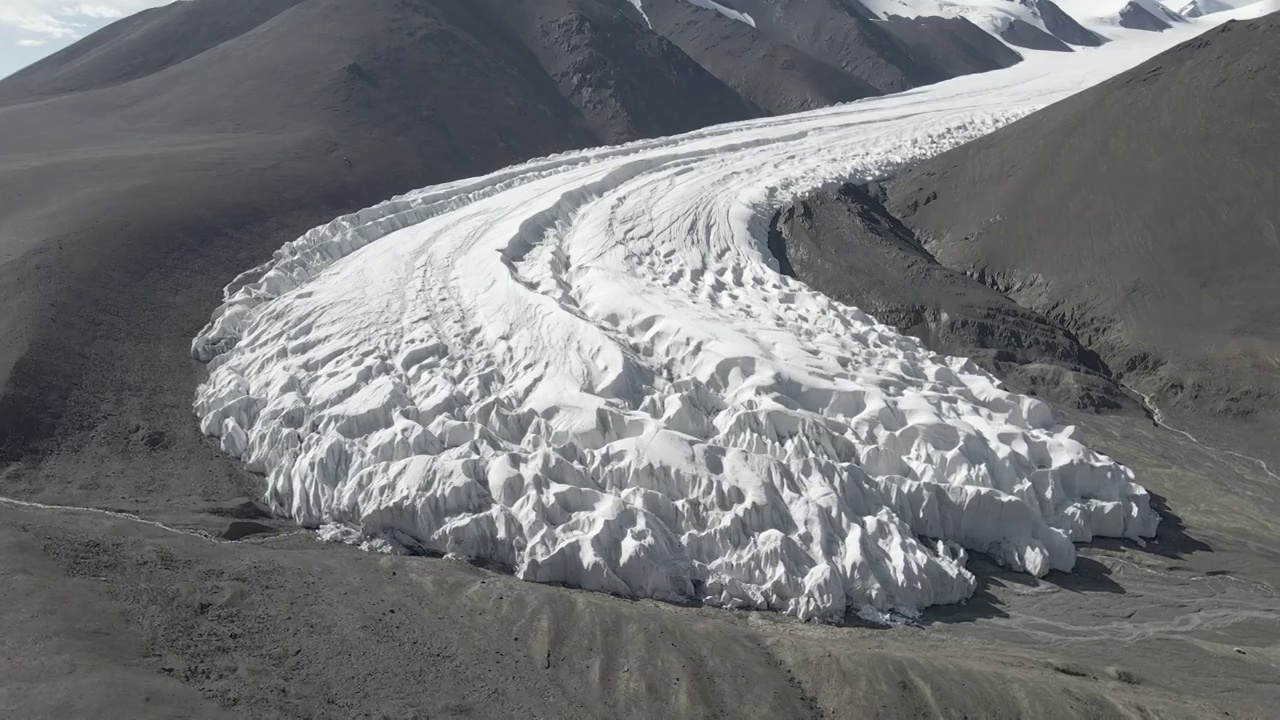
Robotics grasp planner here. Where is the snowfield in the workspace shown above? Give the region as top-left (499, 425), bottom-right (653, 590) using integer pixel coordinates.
top-left (192, 19), bottom-right (1237, 621)
top-left (862, 0), bottom-right (1089, 40)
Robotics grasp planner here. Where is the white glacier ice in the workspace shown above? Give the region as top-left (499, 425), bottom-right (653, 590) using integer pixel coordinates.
top-left (192, 21), bottom-right (1229, 621)
top-left (1054, 0), bottom-right (1186, 25)
top-left (861, 0), bottom-right (1085, 41)
top-left (1219, 0), bottom-right (1280, 18)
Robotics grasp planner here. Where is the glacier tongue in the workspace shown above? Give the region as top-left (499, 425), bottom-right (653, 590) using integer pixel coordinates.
top-left (189, 24), bottom-right (1220, 620)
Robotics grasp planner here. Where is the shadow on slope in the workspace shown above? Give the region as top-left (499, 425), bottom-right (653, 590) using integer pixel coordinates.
top-left (0, 0), bottom-right (760, 467)
top-left (765, 179), bottom-right (1219, 628)
top-left (769, 182), bottom-right (1125, 412)
top-left (885, 15), bottom-right (1280, 445)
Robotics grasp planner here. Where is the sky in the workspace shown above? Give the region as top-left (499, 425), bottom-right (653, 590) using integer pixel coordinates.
top-left (0, 1), bottom-right (170, 79)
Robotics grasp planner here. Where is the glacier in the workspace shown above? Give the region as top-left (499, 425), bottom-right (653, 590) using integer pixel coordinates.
top-left (191, 19), bottom-right (1233, 621)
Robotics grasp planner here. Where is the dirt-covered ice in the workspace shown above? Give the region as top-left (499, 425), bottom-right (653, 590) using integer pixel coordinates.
top-left (191, 21), bottom-right (1227, 619)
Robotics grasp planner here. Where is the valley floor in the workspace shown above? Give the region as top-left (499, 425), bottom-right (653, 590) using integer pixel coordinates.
top-left (3, 403), bottom-right (1279, 718)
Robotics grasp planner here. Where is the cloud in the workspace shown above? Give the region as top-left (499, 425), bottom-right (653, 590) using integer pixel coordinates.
top-left (62, 4), bottom-right (128, 19)
top-left (0, 1), bottom-right (165, 44)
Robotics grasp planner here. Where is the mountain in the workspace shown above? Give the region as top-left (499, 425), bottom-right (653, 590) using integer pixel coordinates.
top-left (1180, 0), bottom-right (1207, 15)
top-left (0, 0), bottom-right (766, 461)
top-left (10, 0), bottom-right (1138, 123)
top-left (884, 14), bottom-right (1280, 441)
top-left (1030, 0), bottom-right (1108, 45)
top-left (180, 9), bottom-right (1280, 716)
top-left (639, 0), bottom-right (881, 114)
top-left (0, 0), bottom-right (308, 103)
top-left (479, 0), bottom-right (763, 144)
top-left (1135, 0), bottom-right (1192, 21)
top-left (770, 182), bottom-right (1122, 410)
top-left (1118, 0), bottom-right (1188, 29)
top-left (0, 0), bottom-right (759, 141)
top-left (1119, 0), bottom-right (1174, 28)
top-left (1, 0), bottom-right (1127, 461)
top-left (718, 0), bottom-right (1024, 94)
top-left (1000, 17), bottom-right (1075, 50)
top-left (2, 2), bottom-right (1278, 718)
top-left (860, 0), bottom-right (1106, 50)
top-left (1179, 0), bottom-right (1235, 15)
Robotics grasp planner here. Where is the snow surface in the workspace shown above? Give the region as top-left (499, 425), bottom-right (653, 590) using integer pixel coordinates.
top-left (1178, 0), bottom-right (1205, 16)
top-left (1218, 0), bottom-right (1280, 17)
top-left (192, 20), bottom-right (1230, 621)
top-left (1131, 0), bottom-right (1191, 21)
top-left (861, 0), bottom-right (1199, 47)
top-left (1178, 0), bottom-right (1254, 17)
top-left (862, 0), bottom-right (1078, 41)
top-left (1055, 0), bottom-right (1186, 25)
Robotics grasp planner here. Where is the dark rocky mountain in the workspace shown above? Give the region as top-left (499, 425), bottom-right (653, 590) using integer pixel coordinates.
top-left (1031, 0), bottom-right (1107, 46)
top-left (1118, 0), bottom-right (1188, 29)
top-left (721, 0), bottom-right (1024, 94)
top-left (0, 0), bottom-right (768, 462)
top-left (640, 0), bottom-right (881, 114)
top-left (993, 0), bottom-right (1107, 51)
top-left (879, 14), bottom-right (1027, 85)
top-left (1119, 0), bottom-right (1175, 28)
top-left (642, 0), bottom-right (1032, 107)
top-left (1152, 0), bottom-right (1193, 21)
top-left (883, 15), bottom-right (1280, 438)
top-left (0, 0), bottom-right (758, 143)
top-left (1001, 18), bottom-right (1074, 50)
top-left (480, 0), bottom-right (762, 143)
top-left (0, 0), bottom-right (1073, 462)
top-left (770, 183), bottom-right (1122, 410)
top-left (1178, 0), bottom-right (1236, 17)
top-left (0, 0), bottom-right (308, 103)
top-left (763, 35), bottom-right (1280, 719)
top-left (1180, 0), bottom-right (1208, 16)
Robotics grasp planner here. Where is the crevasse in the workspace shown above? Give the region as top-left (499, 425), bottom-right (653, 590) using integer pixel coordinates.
top-left (189, 29), bottom-right (1208, 620)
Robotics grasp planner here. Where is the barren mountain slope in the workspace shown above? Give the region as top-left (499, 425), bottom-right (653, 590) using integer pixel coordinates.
top-left (887, 15), bottom-right (1280, 451)
top-left (641, 0), bottom-right (880, 114)
top-left (0, 0), bottom-right (760, 463)
top-left (725, 0), bottom-right (1025, 93)
top-left (771, 182), bottom-right (1123, 411)
top-left (0, 0), bottom-right (307, 104)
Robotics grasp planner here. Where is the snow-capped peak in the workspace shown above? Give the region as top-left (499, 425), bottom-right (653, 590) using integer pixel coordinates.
top-left (1178, 0), bottom-right (1238, 14)
top-left (860, 0), bottom-right (1103, 49)
top-left (1131, 0), bottom-right (1190, 21)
